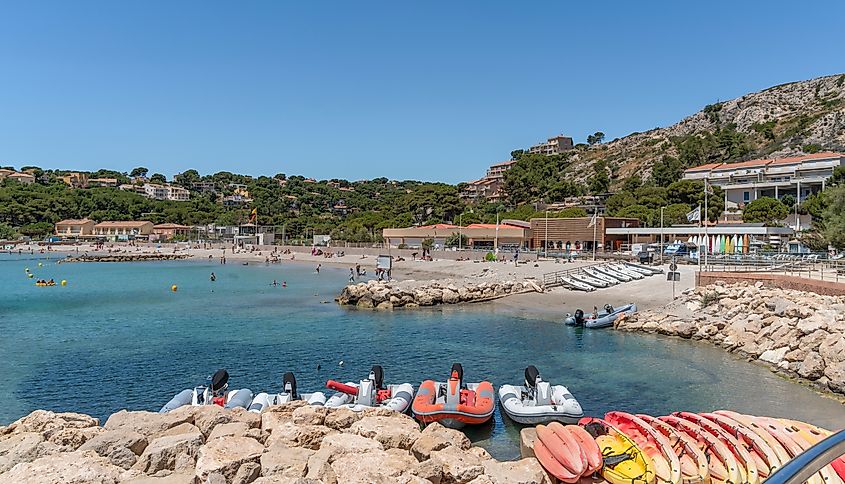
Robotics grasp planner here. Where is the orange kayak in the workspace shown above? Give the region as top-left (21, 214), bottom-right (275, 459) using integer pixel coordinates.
top-left (411, 363), bottom-right (494, 429)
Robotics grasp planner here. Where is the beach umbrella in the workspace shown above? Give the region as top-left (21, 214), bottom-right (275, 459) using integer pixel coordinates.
top-left (743, 234), bottom-right (750, 254)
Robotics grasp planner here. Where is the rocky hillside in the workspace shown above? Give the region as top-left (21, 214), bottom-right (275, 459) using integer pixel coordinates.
top-left (565, 73), bottom-right (845, 184)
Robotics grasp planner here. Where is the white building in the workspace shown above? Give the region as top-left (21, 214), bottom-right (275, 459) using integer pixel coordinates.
top-left (684, 152), bottom-right (844, 206)
top-left (143, 183), bottom-right (189, 201)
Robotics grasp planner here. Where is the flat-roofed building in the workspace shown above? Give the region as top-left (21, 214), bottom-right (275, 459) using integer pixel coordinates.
top-left (167, 185), bottom-right (190, 201)
top-left (55, 218), bottom-right (96, 238)
top-left (92, 221), bottom-right (154, 239)
top-left (530, 217), bottom-right (640, 252)
top-left (62, 172), bottom-right (89, 188)
top-left (143, 183), bottom-right (169, 200)
top-left (88, 178), bottom-right (118, 188)
top-left (683, 152), bottom-right (844, 210)
top-left (528, 135), bottom-right (574, 156)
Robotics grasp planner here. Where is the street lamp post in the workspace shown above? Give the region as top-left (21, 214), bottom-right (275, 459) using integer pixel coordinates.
top-left (459, 213), bottom-right (463, 251)
top-left (660, 206), bottom-right (665, 264)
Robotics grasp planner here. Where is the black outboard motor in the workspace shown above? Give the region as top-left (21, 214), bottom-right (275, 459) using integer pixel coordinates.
top-left (574, 309), bottom-right (585, 326)
top-left (524, 365), bottom-right (540, 389)
top-left (211, 369), bottom-right (229, 395)
top-left (451, 363), bottom-right (464, 383)
top-left (283, 371), bottom-right (298, 399)
top-left (371, 365), bottom-right (385, 390)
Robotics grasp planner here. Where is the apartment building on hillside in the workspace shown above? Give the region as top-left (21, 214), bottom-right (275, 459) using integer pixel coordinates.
top-left (528, 135), bottom-right (574, 156)
top-left (460, 160), bottom-right (516, 203)
top-left (683, 152), bottom-right (844, 205)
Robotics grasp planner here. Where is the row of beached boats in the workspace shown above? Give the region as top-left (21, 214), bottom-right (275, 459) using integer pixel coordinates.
top-left (160, 365), bottom-right (584, 428)
top-left (559, 262), bottom-right (663, 292)
top-left (533, 410), bottom-right (842, 484)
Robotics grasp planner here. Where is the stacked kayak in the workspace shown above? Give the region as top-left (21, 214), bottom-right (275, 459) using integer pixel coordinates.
top-left (564, 303), bottom-right (637, 328)
top-left (160, 369), bottom-right (253, 412)
top-left (534, 422), bottom-right (604, 483)
top-left (498, 365), bottom-right (583, 424)
top-left (532, 410), bottom-right (844, 484)
top-left (324, 365), bottom-right (414, 413)
top-left (249, 372), bottom-right (326, 412)
top-left (412, 363), bottom-right (494, 429)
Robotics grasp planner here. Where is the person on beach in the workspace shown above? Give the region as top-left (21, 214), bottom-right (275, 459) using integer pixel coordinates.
top-left (349, 267), bottom-right (355, 282)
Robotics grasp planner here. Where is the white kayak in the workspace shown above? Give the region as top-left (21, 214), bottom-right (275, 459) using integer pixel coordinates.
top-left (249, 372), bottom-right (326, 412)
top-left (498, 366), bottom-right (583, 425)
top-left (160, 369), bottom-right (253, 413)
top-left (324, 365), bottom-right (414, 413)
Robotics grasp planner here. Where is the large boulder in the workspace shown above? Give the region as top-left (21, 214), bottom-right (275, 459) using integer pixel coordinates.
top-left (207, 422), bottom-right (250, 441)
top-left (482, 458), bottom-right (550, 484)
top-left (329, 448), bottom-right (419, 483)
top-left (429, 445), bottom-right (485, 483)
top-left (348, 415), bottom-right (421, 450)
top-left (292, 405), bottom-right (330, 426)
top-left (121, 472), bottom-right (196, 483)
top-left (132, 428), bottom-right (204, 474)
top-left (319, 432), bottom-right (383, 455)
top-left (260, 443), bottom-right (314, 479)
top-left (798, 352), bottom-right (826, 380)
top-left (261, 401), bottom-right (308, 432)
top-left (194, 436), bottom-right (264, 482)
top-left (0, 410), bottom-right (98, 441)
top-left (78, 429), bottom-right (149, 469)
top-left (264, 422), bottom-right (336, 450)
top-left (411, 423), bottom-right (471, 461)
top-left (0, 450), bottom-right (126, 483)
top-left (0, 432), bottom-right (57, 473)
top-left (104, 410), bottom-right (193, 438)
top-left (323, 407), bottom-right (361, 430)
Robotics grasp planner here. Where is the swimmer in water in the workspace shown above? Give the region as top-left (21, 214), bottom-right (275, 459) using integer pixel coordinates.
top-left (271, 279), bottom-right (279, 287)
top-left (210, 272), bottom-right (216, 282)
top-left (282, 281), bottom-right (287, 287)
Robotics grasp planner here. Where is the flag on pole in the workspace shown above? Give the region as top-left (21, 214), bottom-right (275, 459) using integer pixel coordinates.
top-left (249, 207), bottom-right (257, 223)
top-left (686, 206), bottom-right (701, 223)
top-left (704, 179), bottom-right (713, 195)
top-left (587, 211), bottom-right (598, 228)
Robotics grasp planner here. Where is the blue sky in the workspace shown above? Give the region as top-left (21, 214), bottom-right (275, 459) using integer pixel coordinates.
top-left (1, 1), bottom-right (844, 184)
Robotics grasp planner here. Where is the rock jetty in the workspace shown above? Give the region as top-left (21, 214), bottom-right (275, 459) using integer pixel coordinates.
top-left (0, 404), bottom-right (551, 483)
top-left (336, 279), bottom-right (543, 309)
top-left (617, 281), bottom-right (845, 397)
top-left (59, 254), bottom-right (193, 263)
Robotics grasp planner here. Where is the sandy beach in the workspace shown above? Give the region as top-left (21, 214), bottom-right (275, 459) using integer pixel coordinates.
top-left (15, 241), bottom-right (695, 318)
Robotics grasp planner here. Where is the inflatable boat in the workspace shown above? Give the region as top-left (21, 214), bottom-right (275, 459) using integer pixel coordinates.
top-left (564, 303), bottom-right (637, 328)
top-left (324, 365), bottom-right (413, 413)
top-left (249, 371), bottom-right (326, 412)
top-left (160, 369), bottom-right (253, 412)
top-left (498, 365), bottom-right (583, 424)
top-left (412, 363), bottom-right (495, 429)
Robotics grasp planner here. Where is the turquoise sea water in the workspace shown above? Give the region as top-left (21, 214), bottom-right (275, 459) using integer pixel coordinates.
top-left (1, 254), bottom-right (844, 460)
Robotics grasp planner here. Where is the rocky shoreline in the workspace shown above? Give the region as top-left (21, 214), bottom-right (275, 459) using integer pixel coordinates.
top-left (335, 279), bottom-right (543, 309)
top-left (0, 404), bottom-right (550, 484)
top-left (616, 281), bottom-right (845, 398)
top-left (59, 254), bottom-right (194, 263)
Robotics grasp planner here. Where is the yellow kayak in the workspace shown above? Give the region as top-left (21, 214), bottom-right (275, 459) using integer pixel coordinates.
top-left (581, 417), bottom-right (656, 484)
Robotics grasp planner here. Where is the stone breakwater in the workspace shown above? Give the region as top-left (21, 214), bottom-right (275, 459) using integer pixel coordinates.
top-left (616, 281), bottom-right (845, 397)
top-left (59, 254), bottom-right (193, 263)
top-left (0, 404), bottom-right (551, 484)
top-left (335, 279), bottom-right (543, 309)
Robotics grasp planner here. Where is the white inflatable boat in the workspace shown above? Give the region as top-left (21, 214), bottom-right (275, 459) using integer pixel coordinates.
top-left (324, 365), bottom-right (414, 413)
top-left (498, 365), bottom-right (583, 425)
top-left (249, 372), bottom-right (326, 412)
top-left (160, 369), bottom-right (253, 413)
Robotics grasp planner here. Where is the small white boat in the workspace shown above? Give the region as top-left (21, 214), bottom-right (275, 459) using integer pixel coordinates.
top-left (594, 265), bottom-right (632, 282)
top-left (249, 372), bottom-right (326, 412)
top-left (609, 263), bottom-right (644, 279)
top-left (623, 262), bottom-right (662, 276)
top-left (324, 365), bottom-right (414, 413)
top-left (560, 275), bottom-right (595, 292)
top-left (575, 273), bottom-right (610, 288)
top-left (583, 267), bottom-right (618, 285)
top-left (498, 366), bottom-right (583, 425)
top-left (160, 369), bottom-right (253, 413)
